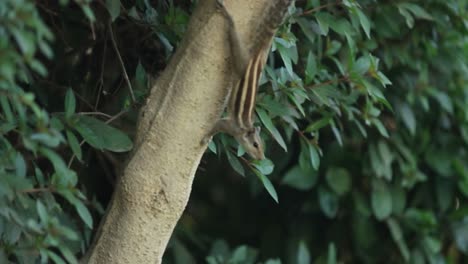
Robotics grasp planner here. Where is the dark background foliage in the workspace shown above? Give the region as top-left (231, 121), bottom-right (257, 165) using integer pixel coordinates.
top-left (0, 0), bottom-right (467, 263)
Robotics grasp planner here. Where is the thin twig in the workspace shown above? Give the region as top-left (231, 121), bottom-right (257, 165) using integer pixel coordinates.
top-left (306, 75), bottom-right (349, 90)
top-left (301, 1), bottom-right (342, 16)
top-left (105, 109), bottom-right (129, 124)
top-left (20, 187), bottom-right (54, 194)
top-left (79, 112), bottom-right (113, 118)
top-left (95, 30), bottom-right (108, 109)
top-left (108, 20), bottom-right (136, 102)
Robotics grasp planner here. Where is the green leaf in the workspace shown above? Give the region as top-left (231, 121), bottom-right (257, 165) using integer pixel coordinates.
top-left (15, 153), bottom-right (26, 178)
top-left (354, 56), bottom-right (371, 75)
top-left (74, 115), bottom-right (133, 152)
top-left (30, 132), bottom-right (63, 148)
top-left (226, 151), bottom-right (245, 177)
top-left (64, 89), bottom-right (76, 119)
top-left (326, 167), bottom-right (351, 196)
top-left (315, 13), bottom-right (331, 35)
top-left (0, 97), bottom-right (14, 123)
top-left (372, 118), bottom-right (389, 138)
top-left (252, 159), bottom-right (274, 175)
top-left (66, 130), bottom-right (82, 161)
top-left (308, 143), bottom-right (320, 170)
top-left (423, 236), bottom-right (441, 254)
top-left (305, 51), bottom-right (317, 82)
top-left (386, 218), bottom-right (410, 261)
top-left (318, 186), bottom-right (339, 218)
top-left (281, 165), bottom-right (317, 191)
top-left (74, 200), bottom-right (93, 229)
top-left (30, 59), bottom-right (48, 76)
top-left (391, 184), bottom-right (406, 215)
top-left (173, 239), bottom-right (196, 264)
top-left (253, 169), bottom-right (278, 203)
top-left (277, 44), bottom-right (294, 76)
top-left (297, 17), bottom-right (316, 43)
top-left (397, 6), bottom-right (415, 28)
top-left (39, 148), bottom-right (73, 181)
top-left (327, 242), bottom-right (337, 264)
top-left (398, 3), bottom-right (433, 20)
top-left (453, 219), bottom-right (468, 254)
top-left (230, 245), bottom-right (257, 263)
top-left (399, 103), bottom-right (416, 135)
top-left (208, 140), bottom-right (217, 154)
top-left (403, 208), bottom-right (436, 232)
top-left (12, 30), bottom-right (35, 57)
top-left (257, 109), bottom-right (287, 152)
top-left (331, 123), bottom-right (343, 146)
top-left (106, 0), bottom-right (121, 22)
top-left (48, 252), bottom-right (66, 264)
top-left (59, 246), bottom-right (79, 264)
top-left (305, 115), bottom-right (331, 132)
top-left (432, 91), bottom-right (453, 114)
top-left (356, 9), bottom-right (371, 39)
top-left (371, 180), bottom-right (392, 220)
top-left (297, 241), bottom-right (310, 264)
top-left (80, 4), bottom-right (96, 22)
top-left (36, 200), bottom-right (49, 223)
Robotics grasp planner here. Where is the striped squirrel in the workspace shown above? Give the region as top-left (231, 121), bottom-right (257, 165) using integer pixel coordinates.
top-left (203, 0), bottom-right (292, 160)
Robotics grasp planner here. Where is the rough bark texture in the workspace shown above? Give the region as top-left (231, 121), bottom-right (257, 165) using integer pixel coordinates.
top-left (84, 0), bottom-right (271, 263)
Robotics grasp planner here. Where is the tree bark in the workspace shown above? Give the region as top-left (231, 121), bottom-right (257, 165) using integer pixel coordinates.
top-left (83, 0), bottom-right (270, 263)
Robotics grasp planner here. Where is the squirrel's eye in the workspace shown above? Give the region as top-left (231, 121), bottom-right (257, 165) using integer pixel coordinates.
top-left (253, 142), bottom-right (259, 148)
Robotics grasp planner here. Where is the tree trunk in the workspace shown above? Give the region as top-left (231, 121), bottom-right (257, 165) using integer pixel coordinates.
top-left (83, 0), bottom-right (271, 263)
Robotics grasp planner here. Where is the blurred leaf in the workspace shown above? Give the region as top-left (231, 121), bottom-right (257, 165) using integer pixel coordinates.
top-left (281, 165), bottom-right (317, 191)
top-left (372, 118), bottom-right (389, 138)
top-left (15, 153), bottom-right (26, 178)
top-left (453, 218), bottom-right (468, 254)
top-left (297, 241), bottom-right (310, 264)
top-left (59, 246), bottom-right (78, 264)
top-left (326, 167), bottom-right (351, 196)
top-left (173, 239), bottom-right (196, 264)
top-left (305, 51), bottom-right (317, 82)
top-left (64, 89), bottom-right (76, 119)
top-left (387, 218), bottom-right (410, 261)
top-left (66, 131), bottom-right (82, 161)
top-left (80, 4), bottom-right (96, 22)
top-left (399, 103), bottom-right (416, 135)
top-left (431, 91), bottom-right (453, 114)
top-left (319, 186), bottom-right (339, 218)
top-left (106, 0), bottom-right (121, 22)
top-left (327, 242), bottom-right (337, 264)
top-left (398, 3), bottom-right (433, 21)
top-left (356, 9), bottom-right (371, 39)
top-left (230, 245), bottom-right (257, 264)
top-left (36, 200), bottom-right (48, 224)
top-left (404, 208), bottom-right (437, 232)
top-left (308, 143), bottom-right (320, 170)
top-left (305, 115), bottom-right (331, 132)
top-left (48, 252), bottom-right (66, 264)
top-left (371, 179), bottom-right (392, 220)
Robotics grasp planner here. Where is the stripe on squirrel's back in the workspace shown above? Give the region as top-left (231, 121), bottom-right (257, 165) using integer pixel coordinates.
top-left (243, 51), bottom-right (264, 126)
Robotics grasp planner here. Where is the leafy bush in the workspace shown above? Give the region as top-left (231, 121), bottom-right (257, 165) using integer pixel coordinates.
top-left (0, 0), bottom-right (466, 263)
